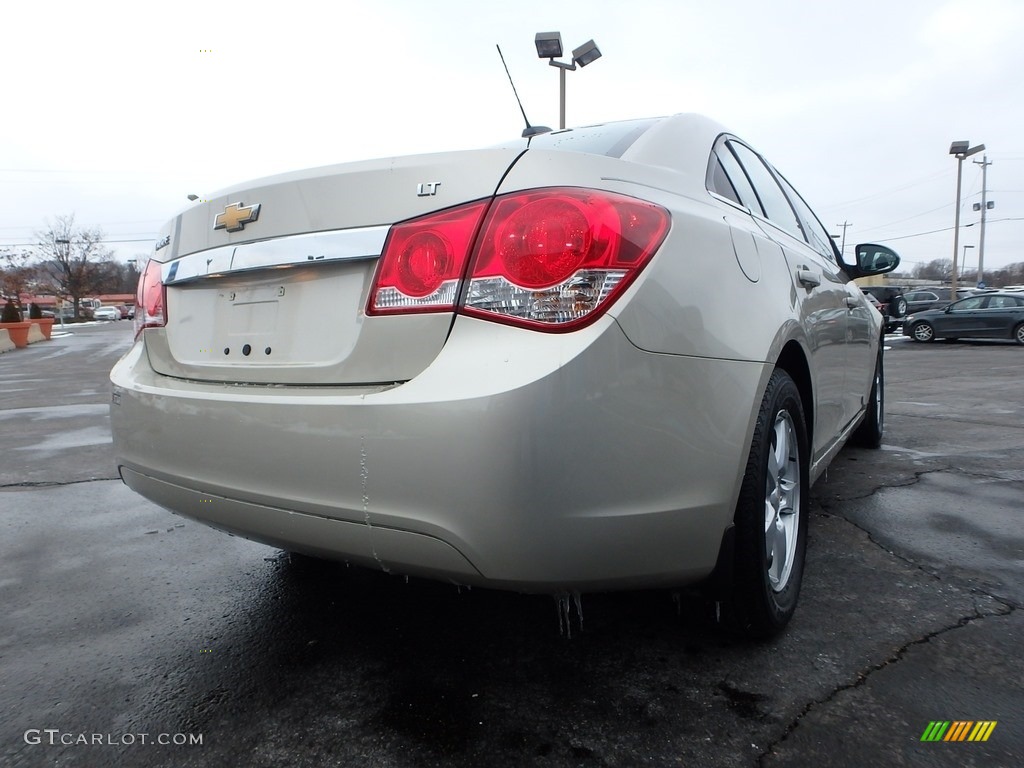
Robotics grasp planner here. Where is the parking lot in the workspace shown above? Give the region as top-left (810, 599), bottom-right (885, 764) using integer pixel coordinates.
top-left (1, 322), bottom-right (1021, 767)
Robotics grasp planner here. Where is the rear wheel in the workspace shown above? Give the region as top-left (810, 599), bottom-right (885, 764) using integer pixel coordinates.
top-left (851, 348), bottom-right (884, 448)
top-left (1015, 323), bottom-right (1024, 345)
top-left (911, 322), bottom-right (935, 342)
top-left (891, 296), bottom-right (907, 318)
top-left (727, 369), bottom-right (808, 638)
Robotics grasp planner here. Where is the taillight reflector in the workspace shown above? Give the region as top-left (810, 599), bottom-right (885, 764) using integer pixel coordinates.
top-left (134, 258), bottom-right (166, 339)
top-left (365, 188), bottom-right (669, 331)
top-left (464, 188), bottom-right (669, 331)
top-left (367, 200), bottom-right (488, 314)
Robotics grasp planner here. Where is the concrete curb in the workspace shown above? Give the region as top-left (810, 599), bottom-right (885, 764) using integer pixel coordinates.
top-left (0, 328), bottom-right (15, 353)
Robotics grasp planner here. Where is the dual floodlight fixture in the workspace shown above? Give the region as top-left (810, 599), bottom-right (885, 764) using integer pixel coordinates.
top-left (534, 31), bottom-right (602, 130)
top-left (534, 32), bottom-right (602, 69)
top-left (949, 140), bottom-right (984, 158)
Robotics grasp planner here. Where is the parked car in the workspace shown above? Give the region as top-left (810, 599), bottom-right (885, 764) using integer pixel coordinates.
top-left (860, 284), bottom-right (908, 319)
top-left (901, 288), bottom-right (952, 315)
top-left (117, 305), bottom-right (131, 319)
top-left (903, 292), bottom-right (1024, 344)
top-left (93, 306), bottom-right (121, 321)
top-left (111, 114), bottom-right (900, 637)
top-left (860, 288), bottom-right (901, 332)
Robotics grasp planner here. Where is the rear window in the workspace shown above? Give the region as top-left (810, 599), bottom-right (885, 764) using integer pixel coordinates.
top-left (526, 118), bottom-right (658, 158)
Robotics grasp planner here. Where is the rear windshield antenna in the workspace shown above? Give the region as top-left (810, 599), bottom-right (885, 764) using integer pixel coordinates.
top-left (496, 44), bottom-right (551, 138)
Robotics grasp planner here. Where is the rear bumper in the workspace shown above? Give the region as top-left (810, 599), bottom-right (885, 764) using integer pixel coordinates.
top-left (110, 316), bottom-right (767, 591)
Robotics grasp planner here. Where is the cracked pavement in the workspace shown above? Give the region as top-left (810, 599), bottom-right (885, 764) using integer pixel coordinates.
top-left (1, 324), bottom-right (1021, 767)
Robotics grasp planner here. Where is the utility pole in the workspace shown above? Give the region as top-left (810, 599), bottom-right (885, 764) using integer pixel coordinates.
top-left (972, 155), bottom-right (993, 287)
top-left (836, 221), bottom-right (852, 258)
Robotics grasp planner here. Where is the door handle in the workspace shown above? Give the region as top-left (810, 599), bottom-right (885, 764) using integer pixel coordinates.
top-left (797, 268), bottom-right (820, 287)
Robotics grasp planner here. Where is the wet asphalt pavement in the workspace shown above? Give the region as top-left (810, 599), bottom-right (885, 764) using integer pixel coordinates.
top-left (1, 322), bottom-right (1021, 767)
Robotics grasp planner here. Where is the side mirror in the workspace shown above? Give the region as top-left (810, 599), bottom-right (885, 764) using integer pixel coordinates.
top-left (844, 243), bottom-right (900, 278)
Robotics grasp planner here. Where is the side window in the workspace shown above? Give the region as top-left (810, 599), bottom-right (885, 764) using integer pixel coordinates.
top-left (953, 297), bottom-right (984, 311)
top-left (707, 154), bottom-right (742, 205)
top-left (987, 295), bottom-right (1020, 309)
top-left (712, 143), bottom-right (764, 215)
top-left (772, 170), bottom-right (838, 261)
top-left (727, 141), bottom-right (805, 242)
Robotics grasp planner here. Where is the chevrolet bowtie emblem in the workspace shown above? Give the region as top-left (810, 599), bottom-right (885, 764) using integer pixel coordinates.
top-left (214, 202), bottom-right (261, 232)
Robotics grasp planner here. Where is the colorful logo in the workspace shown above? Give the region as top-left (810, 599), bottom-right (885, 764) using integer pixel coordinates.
top-left (921, 721), bottom-right (997, 742)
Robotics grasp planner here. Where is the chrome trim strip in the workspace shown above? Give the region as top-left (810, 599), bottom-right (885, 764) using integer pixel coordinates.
top-left (162, 226), bottom-right (390, 284)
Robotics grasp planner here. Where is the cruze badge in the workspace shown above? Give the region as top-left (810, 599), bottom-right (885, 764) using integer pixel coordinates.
top-left (214, 202), bottom-right (261, 232)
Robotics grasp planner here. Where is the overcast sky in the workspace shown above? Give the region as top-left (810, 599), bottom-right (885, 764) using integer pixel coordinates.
top-left (2, 0), bottom-right (1022, 278)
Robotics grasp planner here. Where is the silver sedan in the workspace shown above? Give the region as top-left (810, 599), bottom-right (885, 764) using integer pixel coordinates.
top-left (110, 115), bottom-right (899, 637)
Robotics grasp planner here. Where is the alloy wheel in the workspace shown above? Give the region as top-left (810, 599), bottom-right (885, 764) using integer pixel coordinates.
top-left (764, 410), bottom-right (800, 592)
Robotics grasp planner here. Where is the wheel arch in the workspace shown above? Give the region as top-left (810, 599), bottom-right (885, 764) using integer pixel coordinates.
top-left (701, 339), bottom-right (813, 602)
top-left (774, 340), bottom-right (814, 448)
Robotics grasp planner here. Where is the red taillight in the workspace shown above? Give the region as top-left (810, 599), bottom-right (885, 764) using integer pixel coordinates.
top-left (367, 200), bottom-right (488, 314)
top-left (365, 188), bottom-right (669, 331)
top-left (464, 188), bottom-right (669, 331)
top-left (134, 258), bottom-right (166, 339)
top-left (492, 196), bottom-right (593, 288)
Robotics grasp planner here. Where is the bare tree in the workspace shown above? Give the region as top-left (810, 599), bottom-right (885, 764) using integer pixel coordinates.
top-left (911, 258), bottom-right (954, 282)
top-left (986, 263), bottom-right (1024, 288)
top-left (102, 259), bottom-right (141, 294)
top-left (35, 215), bottom-right (113, 319)
top-left (1, 249), bottom-right (37, 303)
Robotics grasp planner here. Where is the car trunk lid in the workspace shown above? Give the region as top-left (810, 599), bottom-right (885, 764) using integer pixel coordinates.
top-left (144, 148), bottom-right (524, 385)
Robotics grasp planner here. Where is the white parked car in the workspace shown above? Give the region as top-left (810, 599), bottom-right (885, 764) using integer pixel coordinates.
top-left (93, 306), bottom-right (121, 321)
top-left (111, 114), bottom-right (899, 637)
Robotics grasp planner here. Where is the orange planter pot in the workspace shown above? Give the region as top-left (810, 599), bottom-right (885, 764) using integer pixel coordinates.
top-left (34, 318), bottom-right (55, 340)
top-left (0, 321), bottom-right (32, 348)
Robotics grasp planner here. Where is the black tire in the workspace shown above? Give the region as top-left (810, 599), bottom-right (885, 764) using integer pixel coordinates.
top-left (1015, 323), bottom-right (1024, 346)
top-left (911, 322), bottom-right (935, 343)
top-left (726, 369), bottom-right (809, 638)
top-left (851, 347), bottom-right (883, 448)
top-left (891, 296), bottom-right (907, 318)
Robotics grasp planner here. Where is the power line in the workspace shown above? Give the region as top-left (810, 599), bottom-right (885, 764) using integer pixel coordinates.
top-left (818, 167), bottom-right (952, 211)
top-left (875, 217), bottom-right (1022, 243)
top-left (0, 238), bottom-right (156, 247)
top-left (855, 202), bottom-right (953, 236)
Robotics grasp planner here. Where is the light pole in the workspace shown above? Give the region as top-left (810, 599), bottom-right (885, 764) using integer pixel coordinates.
top-left (961, 244), bottom-right (974, 280)
top-left (535, 32), bottom-right (602, 130)
top-left (949, 140), bottom-right (984, 301)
